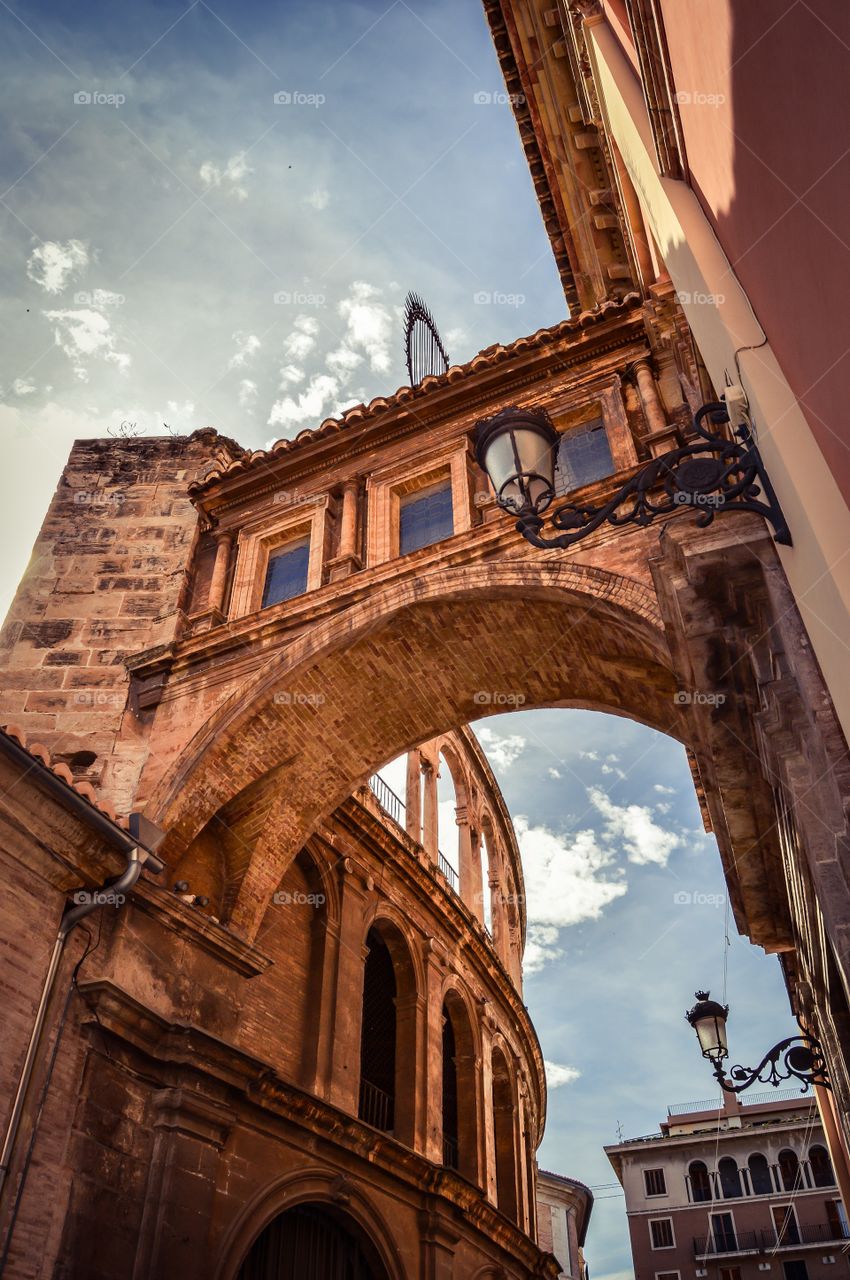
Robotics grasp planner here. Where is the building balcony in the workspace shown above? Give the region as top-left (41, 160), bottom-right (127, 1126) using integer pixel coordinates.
top-left (369, 772), bottom-right (460, 893)
top-left (694, 1222), bottom-right (850, 1259)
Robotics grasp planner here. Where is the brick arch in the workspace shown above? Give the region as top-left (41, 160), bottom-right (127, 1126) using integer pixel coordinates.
top-left (144, 559), bottom-right (680, 941)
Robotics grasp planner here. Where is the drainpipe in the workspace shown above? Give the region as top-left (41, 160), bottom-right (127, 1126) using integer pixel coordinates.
top-left (0, 732), bottom-right (165, 1252)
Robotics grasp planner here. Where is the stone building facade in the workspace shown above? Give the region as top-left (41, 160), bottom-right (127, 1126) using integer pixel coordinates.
top-left (535, 1171), bottom-right (592, 1280)
top-left (606, 1090), bottom-right (848, 1280)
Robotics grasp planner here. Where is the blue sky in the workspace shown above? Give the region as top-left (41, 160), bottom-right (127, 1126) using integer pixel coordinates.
top-left (0, 2), bottom-right (798, 1277)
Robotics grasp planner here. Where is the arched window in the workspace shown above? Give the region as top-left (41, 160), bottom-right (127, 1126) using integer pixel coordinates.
top-left (359, 929), bottom-right (396, 1134)
top-left (688, 1160), bottom-right (712, 1202)
top-left (236, 1202), bottom-right (390, 1280)
top-left (748, 1152), bottom-right (773, 1195)
top-left (480, 823), bottom-right (494, 934)
top-left (442, 991), bottom-right (480, 1183)
top-left (436, 750), bottom-right (461, 891)
top-left (718, 1156), bottom-right (743, 1198)
top-left (810, 1143), bottom-right (836, 1187)
top-left (357, 922), bottom-right (417, 1147)
top-left (492, 1046), bottom-right (519, 1222)
top-left (779, 1148), bottom-right (802, 1191)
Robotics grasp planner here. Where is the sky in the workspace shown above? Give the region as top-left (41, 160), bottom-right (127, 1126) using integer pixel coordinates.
top-left (0, 2), bottom-right (799, 1277)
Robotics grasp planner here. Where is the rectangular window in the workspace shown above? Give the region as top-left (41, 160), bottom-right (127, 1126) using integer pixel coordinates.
top-left (710, 1212), bottom-right (737, 1252)
top-left (781, 1263), bottom-right (809, 1280)
top-left (719, 1269), bottom-right (742, 1280)
top-left (772, 1204), bottom-right (800, 1246)
top-left (825, 1198), bottom-right (848, 1238)
top-left (262, 539), bottom-right (310, 608)
top-left (650, 1218), bottom-right (674, 1249)
top-left (656, 1273), bottom-right (681, 1280)
top-left (399, 483), bottom-right (453, 555)
top-left (554, 418), bottom-right (614, 492)
top-left (645, 1167), bottom-right (667, 1196)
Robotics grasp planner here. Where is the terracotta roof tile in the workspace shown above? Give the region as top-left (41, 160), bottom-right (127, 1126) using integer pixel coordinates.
top-left (0, 723), bottom-right (124, 826)
top-left (189, 294), bottom-right (640, 496)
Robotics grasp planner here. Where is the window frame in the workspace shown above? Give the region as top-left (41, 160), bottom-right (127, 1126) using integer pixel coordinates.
top-left (261, 537), bottom-right (311, 609)
top-left (649, 1217), bottom-right (676, 1250)
top-left (365, 443), bottom-right (473, 568)
top-left (228, 496), bottom-right (329, 618)
top-left (709, 1209), bottom-right (738, 1253)
top-left (554, 415), bottom-right (616, 494)
top-left (398, 478), bottom-right (454, 557)
top-left (644, 1166), bottom-right (668, 1198)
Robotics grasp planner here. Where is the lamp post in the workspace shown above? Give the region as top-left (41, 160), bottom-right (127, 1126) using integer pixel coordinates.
top-left (474, 400), bottom-right (791, 550)
top-left (685, 990), bottom-right (830, 1094)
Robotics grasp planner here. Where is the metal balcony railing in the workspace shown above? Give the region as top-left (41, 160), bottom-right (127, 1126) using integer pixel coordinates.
top-left (369, 773), bottom-right (406, 828)
top-left (438, 850), bottom-right (459, 892)
top-left (358, 1079), bottom-right (393, 1133)
top-left (694, 1222), bottom-right (850, 1258)
top-left (443, 1134), bottom-right (459, 1170)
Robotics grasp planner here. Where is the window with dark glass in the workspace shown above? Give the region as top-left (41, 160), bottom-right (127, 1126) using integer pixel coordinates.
top-left (689, 1160), bottom-right (713, 1202)
top-left (748, 1152), bottom-right (773, 1195)
top-left (554, 418), bottom-right (614, 493)
top-left (772, 1204), bottom-right (800, 1246)
top-left (644, 1167), bottom-right (667, 1196)
top-left (719, 1269), bottom-right (742, 1280)
top-left (778, 1148), bottom-right (802, 1192)
top-left (358, 929), bottom-right (396, 1133)
top-left (710, 1212), bottom-right (737, 1252)
top-left (650, 1218), bottom-right (674, 1249)
top-left (810, 1144), bottom-right (836, 1187)
top-left (825, 1198), bottom-right (848, 1239)
top-left (262, 538), bottom-right (309, 608)
top-left (399, 483), bottom-right (453, 555)
top-left (718, 1156), bottom-right (743, 1198)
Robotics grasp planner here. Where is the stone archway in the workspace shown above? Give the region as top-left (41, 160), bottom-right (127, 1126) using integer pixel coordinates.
top-left (143, 559), bottom-right (682, 940)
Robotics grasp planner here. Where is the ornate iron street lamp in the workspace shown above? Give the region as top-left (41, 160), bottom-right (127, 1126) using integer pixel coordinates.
top-left (685, 990), bottom-right (830, 1094)
top-left (474, 400), bottom-right (791, 550)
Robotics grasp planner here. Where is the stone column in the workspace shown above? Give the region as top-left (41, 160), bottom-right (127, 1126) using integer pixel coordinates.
top-left (208, 530), bottom-right (233, 614)
top-left (326, 860), bottom-right (369, 1115)
top-left (422, 940), bottom-right (447, 1163)
top-left (631, 357), bottom-right (679, 457)
top-left (405, 750), bottom-right (422, 843)
top-left (456, 807), bottom-right (483, 921)
top-left (133, 1086), bottom-right (235, 1280)
top-left (327, 479), bottom-right (363, 581)
top-left (422, 759), bottom-right (439, 863)
top-left (418, 1207), bottom-right (460, 1280)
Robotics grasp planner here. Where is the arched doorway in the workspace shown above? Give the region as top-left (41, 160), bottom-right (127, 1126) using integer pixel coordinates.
top-left (235, 1202), bottom-right (390, 1280)
top-left (358, 920), bottom-right (418, 1146)
top-left (491, 1045), bottom-right (519, 1222)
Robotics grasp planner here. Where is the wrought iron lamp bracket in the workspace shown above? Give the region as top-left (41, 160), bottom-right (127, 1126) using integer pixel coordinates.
top-left (514, 401), bottom-right (792, 551)
top-left (712, 1034), bottom-right (831, 1095)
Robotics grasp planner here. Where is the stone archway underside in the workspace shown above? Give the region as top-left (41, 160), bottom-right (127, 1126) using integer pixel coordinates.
top-left (147, 564), bottom-right (688, 939)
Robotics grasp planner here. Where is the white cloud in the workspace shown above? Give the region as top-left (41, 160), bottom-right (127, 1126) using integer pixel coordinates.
top-left (268, 372), bottom-right (340, 432)
top-left (26, 240), bottom-right (89, 294)
top-left (10, 378), bottom-right (36, 396)
top-left (327, 345), bottom-right (363, 378)
top-left (228, 331), bottom-right (261, 369)
top-left (654, 783), bottom-right (675, 795)
top-left (544, 1060), bottom-right (581, 1089)
top-left (238, 378), bottom-right (257, 409)
top-left (516, 816), bottom-right (628, 972)
top-left (655, 802), bottom-right (672, 815)
top-left (282, 315), bottom-right (320, 362)
top-left (601, 763), bottom-right (626, 779)
top-left (547, 767), bottom-right (562, 779)
top-left (476, 727), bottom-right (527, 771)
top-left (43, 307), bottom-right (131, 379)
top-left (304, 187), bottom-right (329, 211)
top-left (606, 753), bottom-right (620, 762)
top-left (589, 787), bottom-right (681, 867)
top-left (338, 281), bottom-right (392, 374)
top-left (579, 750), bottom-right (599, 761)
top-left (199, 152), bottom-right (252, 200)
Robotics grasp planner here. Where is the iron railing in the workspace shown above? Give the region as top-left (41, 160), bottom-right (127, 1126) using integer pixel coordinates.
top-left (438, 851), bottom-right (459, 892)
top-left (669, 1087), bottom-right (806, 1115)
top-left (694, 1222), bottom-right (850, 1258)
top-left (369, 773), bottom-right (406, 828)
top-left (358, 1079), bottom-right (393, 1133)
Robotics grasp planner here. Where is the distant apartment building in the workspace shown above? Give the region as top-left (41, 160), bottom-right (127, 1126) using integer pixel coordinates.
top-left (536, 1169), bottom-right (593, 1280)
top-left (605, 1090), bottom-right (849, 1280)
